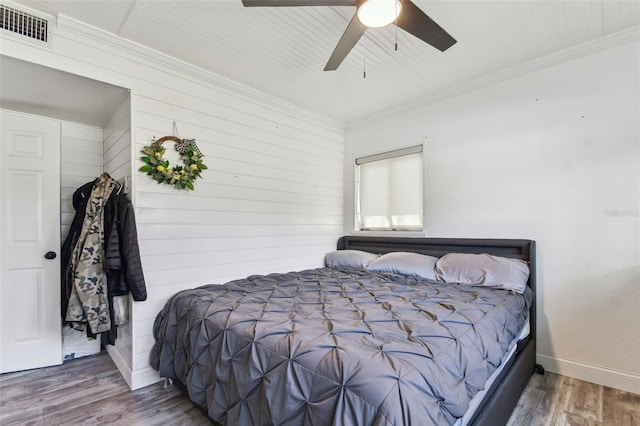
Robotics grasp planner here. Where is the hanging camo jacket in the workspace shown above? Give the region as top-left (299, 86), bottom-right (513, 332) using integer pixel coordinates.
top-left (65, 173), bottom-right (119, 334)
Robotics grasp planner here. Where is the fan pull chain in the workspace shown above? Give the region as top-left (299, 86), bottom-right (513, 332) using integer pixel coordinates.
top-left (395, 26), bottom-right (398, 51)
top-left (395, 0), bottom-right (401, 51)
top-left (363, 55), bottom-right (367, 79)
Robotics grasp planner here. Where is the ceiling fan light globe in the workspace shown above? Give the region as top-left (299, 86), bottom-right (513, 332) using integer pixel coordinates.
top-left (357, 0), bottom-right (402, 28)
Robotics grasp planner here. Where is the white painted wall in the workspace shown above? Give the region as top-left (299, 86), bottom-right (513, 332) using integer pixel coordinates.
top-left (60, 122), bottom-right (103, 238)
top-left (1, 15), bottom-right (344, 389)
top-left (345, 39), bottom-right (640, 393)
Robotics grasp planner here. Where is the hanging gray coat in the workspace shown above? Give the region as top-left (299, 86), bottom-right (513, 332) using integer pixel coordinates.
top-left (65, 174), bottom-right (119, 334)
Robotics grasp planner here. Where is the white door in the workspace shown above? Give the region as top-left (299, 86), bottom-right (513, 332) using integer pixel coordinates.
top-left (0, 110), bottom-right (62, 373)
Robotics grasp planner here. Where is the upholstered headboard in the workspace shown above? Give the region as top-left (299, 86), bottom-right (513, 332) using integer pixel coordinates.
top-left (338, 235), bottom-right (533, 261)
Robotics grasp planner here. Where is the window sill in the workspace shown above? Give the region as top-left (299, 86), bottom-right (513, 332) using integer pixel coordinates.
top-left (348, 229), bottom-right (427, 238)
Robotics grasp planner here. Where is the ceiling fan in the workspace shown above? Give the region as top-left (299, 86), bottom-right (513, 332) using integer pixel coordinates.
top-left (241, 0), bottom-right (457, 71)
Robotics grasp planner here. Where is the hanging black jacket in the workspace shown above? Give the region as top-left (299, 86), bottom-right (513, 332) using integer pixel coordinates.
top-left (104, 193), bottom-right (147, 301)
top-left (61, 176), bottom-right (146, 343)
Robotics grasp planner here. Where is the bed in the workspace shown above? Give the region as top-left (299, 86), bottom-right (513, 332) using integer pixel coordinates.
top-left (150, 236), bottom-right (537, 425)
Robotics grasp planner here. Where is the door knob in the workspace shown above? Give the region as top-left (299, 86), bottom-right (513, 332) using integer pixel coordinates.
top-left (44, 251), bottom-right (57, 260)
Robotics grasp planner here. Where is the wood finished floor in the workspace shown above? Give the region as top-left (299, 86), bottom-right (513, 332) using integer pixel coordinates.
top-left (1, 352), bottom-right (638, 426)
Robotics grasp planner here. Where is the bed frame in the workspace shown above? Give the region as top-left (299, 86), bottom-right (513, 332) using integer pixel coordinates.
top-left (171, 236), bottom-right (537, 425)
top-left (337, 235), bottom-right (537, 426)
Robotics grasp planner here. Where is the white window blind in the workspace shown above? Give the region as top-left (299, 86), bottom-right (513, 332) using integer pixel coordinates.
top-left (356, 145), bottom-right (423, 231)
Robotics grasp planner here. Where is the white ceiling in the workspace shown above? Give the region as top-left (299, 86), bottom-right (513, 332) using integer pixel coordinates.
top-left (0, 55), bottom-right (130, 127)
top-left (4, 0), bottom-right (640, 124)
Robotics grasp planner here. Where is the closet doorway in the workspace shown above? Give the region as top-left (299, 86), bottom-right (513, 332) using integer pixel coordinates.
top-left (0, 56), bottom-right (130, 373)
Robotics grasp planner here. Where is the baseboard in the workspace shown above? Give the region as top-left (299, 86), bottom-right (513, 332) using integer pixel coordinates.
top-left (537, 354), bottom-right (640, 394)
top-left (106, 345), bottom-right (162, 390)
top-left (130, 365), bottom-right (161, 390)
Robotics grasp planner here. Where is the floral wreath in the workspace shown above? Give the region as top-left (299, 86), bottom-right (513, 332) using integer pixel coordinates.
top-left (139, 136), bottom-right (208, 190)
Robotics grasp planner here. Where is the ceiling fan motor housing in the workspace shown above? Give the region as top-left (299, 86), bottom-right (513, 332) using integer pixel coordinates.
top-left (356, 0), bottom-right (402, 28)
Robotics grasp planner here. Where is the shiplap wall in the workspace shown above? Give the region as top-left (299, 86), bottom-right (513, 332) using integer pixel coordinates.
top-left (131, 89), bottom-right (344, 386)
top-left (102, 94), bottom-right (135, 381)
top-left (60, 122), bottom-right (103, 239)
top-left (103, 95), bottom-right (132, 184)
top-left (2, 15), bottom-right (345, 388)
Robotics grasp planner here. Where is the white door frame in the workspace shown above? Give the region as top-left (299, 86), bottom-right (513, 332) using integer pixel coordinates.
top-left (0, 110), bottom-right (63, 373)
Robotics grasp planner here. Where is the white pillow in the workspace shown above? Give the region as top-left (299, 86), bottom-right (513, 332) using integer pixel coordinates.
top-left (325, 250), bottom-right (379, 269)
top-left (435, 253), bottom-right (530, 294)
top-left (366, 252), bottom-right (438, 280)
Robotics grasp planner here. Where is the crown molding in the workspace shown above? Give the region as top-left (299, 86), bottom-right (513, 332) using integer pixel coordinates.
top-left (347, 25), bottom-right (640, 132)
top-left (52, 14), bottom-right (345, 134)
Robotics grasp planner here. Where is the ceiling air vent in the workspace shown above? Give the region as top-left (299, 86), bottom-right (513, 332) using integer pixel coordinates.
top-left (1, 4), bottom-right (49, 42)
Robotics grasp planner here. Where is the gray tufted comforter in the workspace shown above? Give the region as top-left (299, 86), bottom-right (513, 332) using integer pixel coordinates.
top-left (151, 267), bottom-right (533, 425)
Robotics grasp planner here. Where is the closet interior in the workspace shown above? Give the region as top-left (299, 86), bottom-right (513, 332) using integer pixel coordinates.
top-left (1, 55), bottom-right (134, 365)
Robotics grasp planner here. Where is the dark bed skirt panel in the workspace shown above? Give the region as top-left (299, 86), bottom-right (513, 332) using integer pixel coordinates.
top-left (469, 338), bottom-right (536, 425)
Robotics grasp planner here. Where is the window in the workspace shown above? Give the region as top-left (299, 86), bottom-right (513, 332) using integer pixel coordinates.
top-left (355, 145), bottom-right (423, 231)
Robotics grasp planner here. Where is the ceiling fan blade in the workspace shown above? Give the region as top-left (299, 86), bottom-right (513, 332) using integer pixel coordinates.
top-left (242, 0), bottom-right (356, 6)
top-left (396, 0), bottom-right (456, 51)
top-left (324, 14), bottom-right (367, 71)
